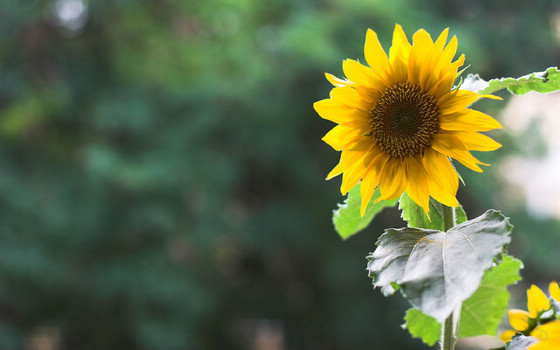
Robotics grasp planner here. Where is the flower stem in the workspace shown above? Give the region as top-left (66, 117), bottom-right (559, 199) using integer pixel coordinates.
top-left (441, 312), bottom-right (456, 350)
top-left (442, 204), bottom-right (456, 232)
top-left (440, 205), bottom-right (459, 350)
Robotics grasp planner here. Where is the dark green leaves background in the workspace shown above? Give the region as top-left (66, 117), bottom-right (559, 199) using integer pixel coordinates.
top-left (2, 0), bottom-right (560, 349)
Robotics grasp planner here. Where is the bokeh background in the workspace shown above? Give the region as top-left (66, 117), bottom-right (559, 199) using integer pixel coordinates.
top-left (2, 0), bottom-right (560, 349)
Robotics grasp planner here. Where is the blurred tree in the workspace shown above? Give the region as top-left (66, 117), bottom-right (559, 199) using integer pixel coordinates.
top-left (1, 0), bottom-right (559, 349)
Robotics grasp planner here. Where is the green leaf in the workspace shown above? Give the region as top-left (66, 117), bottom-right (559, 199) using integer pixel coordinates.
top-left (399, 192), bottom-right (468, 231)
top-left (506, 335), bottom-right (538, 350)
top-left (459, 255), bottom-right (523, 338)
top-left (402, 255), bottom-right (522, 345)
top-left (333, 185), bottom-right (398, 240)
top-left (366, 210), bottom-right (512, 322)
top-left (462, 67), bottom-right (560, 95)
top-left (403, 308), bottom-right (441, 346)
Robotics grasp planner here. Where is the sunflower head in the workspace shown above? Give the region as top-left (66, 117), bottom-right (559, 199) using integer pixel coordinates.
top-left (501, 282), bottom-right (560, 349)
top-left (315, 24), bottom-right (502, 216)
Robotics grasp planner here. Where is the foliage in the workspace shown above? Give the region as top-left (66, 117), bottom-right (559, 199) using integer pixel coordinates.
top-left (459, 255), bottom-right (523, 338)
top-left (3, 0), bottom-right (560, 349)
top-left (463, 67), bottom-right (560, 95)
top-left (399, 192), bottom-right (468, 230)
top-left (403, 309), bottom-right (441, 346)
top-left (333, 186), bottom-right (398, 240)
top-left (403, 255), bottom-right (523, 345)
top-left (367, 210), bottom-right (512, 322)
top-left (332, 65), bottom-right (560, 242)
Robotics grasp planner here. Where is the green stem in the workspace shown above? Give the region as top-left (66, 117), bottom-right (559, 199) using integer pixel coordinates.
top-left (441, 313), bottom-right (454, 350)
top-left (442, 204), bottom-right (456, 232)
top-left (440, 205), bottom-right (459, 350)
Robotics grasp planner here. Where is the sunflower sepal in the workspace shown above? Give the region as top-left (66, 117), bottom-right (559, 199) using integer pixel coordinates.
top-left (539, 311), bottom-right (556, 325)
top-left (455, 64), bottom-right (471, 81)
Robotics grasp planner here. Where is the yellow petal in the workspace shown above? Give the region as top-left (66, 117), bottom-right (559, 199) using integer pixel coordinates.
top-left (404, 156), bottom-right (430, 215)
top-left (314, 99), bottom-right (371, 127)
top-left (500, 330), bottom-right (517, 343)
top-left (529, 336), bottom-right (560, 350)
top-left (530, 343), bottom-right (560, 350)
top-left (359, 143), bottom-right (384, 170)
top-left (439, 109), bottom-right (502, 132)
top-left (341, 144), bottom-right (377, 195)
top-left (432, 28), bottom-right (449, 58)
top-left (431, 133), bottom-right (487, 172)
top-left (377, 157), bottom-right (407, 201)
top-left (419, 28), bottom-right (449, 91)
top-left (438, 89), bottom-right (500, 115)
top-left (433, 54), bottom-right (465, 98)
top-left (325, 73), bottom-right (352, 87)
top-left (322, 125), bottom-right (364, 151)
top-left (431, 34), bottom-right (458, 81)
top-left (549, 282), bottom-right (560, 302)
top-left (421, 148), bottom-right (459, 207)
top-left (390, 24), bottom-right (412, 58)
top-left (326, 143), bottom-right (369, 180)
top-left (364, 29), bottom-right (393, 85)
top-left (360, 152), bottom-right (388, 216)
top-left (530, 321), bottom-right (560, 342)
top-left (342, 59), bottom-right (386, 90)
top-left (425, 175), bottom-right (459, 208)
top-left (355, 85), bottom-right (379, 104)
top-left (527, 285), bottom-right (551, 318)
top-left (508, 309), bottom-right (532, 331)
top-left (326, 151), bottom-right (362, 180)
top-left (330, 86), bottom-right (371, 112)
top-left (440, 36), bottom-right (458, 69)
top-left (407, 29), bottom-right (433, 86)
top-left (389, 24), bottom-right (411, 82)
top-left (449, 131), bottom-right (502, 152)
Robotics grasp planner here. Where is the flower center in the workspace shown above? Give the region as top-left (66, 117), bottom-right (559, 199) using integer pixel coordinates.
top-left (370, 82), bottom-right (439, 159)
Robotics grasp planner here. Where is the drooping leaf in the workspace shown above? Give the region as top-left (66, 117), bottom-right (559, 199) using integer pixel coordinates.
top-left (459, 255), bottom-right (523, 338)
top-left (333, 185), bottom-right (398, 240)
top-left (399, 192), bottom-right (467, 231)
top-left (366, 210), bottom-right (512, 322)
top-left (403, 308), bottom-right (441, 346)
top-left (505, 334), bottom-right (538, 350)
top-left (462, 67), bottom-right (560, 95)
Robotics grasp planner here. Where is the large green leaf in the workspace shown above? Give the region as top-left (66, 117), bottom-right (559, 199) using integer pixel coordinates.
top-left (403, 308), bottom-right (441, 346)
top-left (333, 185), bottom-right (398, 240)
top-left (459, 255), bottom-right (523, 338)
top-left (399, 192), bottom-right (467, 231)
top-left (366, 210), bottom-right (512, 322)
top-left (462, 67), bottom-right (560, 95)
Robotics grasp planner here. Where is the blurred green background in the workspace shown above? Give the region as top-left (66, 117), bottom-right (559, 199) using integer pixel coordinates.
top-left (2, 0), bottom-right (560, 349)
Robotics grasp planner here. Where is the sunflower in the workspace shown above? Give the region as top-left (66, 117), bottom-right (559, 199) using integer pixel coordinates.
top-left (529, 321), bottom-right (560, 350)
top-left (501, 282), bottom-right (560, 349)
top-left (314, 24), bottom-right (502, 216)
